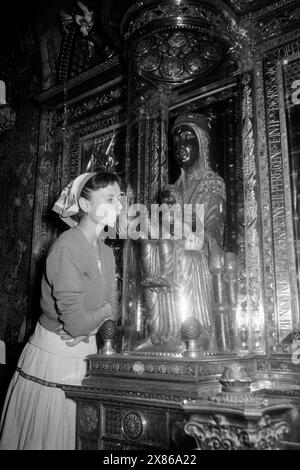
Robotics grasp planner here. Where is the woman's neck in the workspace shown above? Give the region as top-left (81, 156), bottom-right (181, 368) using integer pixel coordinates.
top-left (78, 217), bottom-right (104, 246)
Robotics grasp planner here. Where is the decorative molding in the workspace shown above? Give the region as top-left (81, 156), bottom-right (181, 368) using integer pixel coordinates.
top-left (270, 360), bottom-right (300, 373)
top-left (239, 0), bottom-right (296, 19)
top-left (265, 387), bottom-right (300, 398)
top-left (85, 355), bottom-right (256, 382)
top-left (122, 2), bottom-right (235, 41)
top-left (56, 84), bottom-right (127, 124)
top-left (64, 385), bottom-right (183, 402)
top-left (169, 83), bottom-right (236, 117)
top-left (36, 57), bottom-right (121, 107)
top-left (89, 357), bottom-right (197, 378)
top-left (256, 25), bottom-right (300, 56)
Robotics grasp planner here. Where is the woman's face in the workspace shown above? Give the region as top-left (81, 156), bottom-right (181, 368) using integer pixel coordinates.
top-left (173, 124), bottom-right (199, 168)
top-left (88, 182), bottom-right (122, 229)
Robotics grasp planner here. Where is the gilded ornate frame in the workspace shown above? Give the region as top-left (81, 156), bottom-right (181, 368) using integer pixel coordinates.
top-left (254, 31), bottom-right (300, 351)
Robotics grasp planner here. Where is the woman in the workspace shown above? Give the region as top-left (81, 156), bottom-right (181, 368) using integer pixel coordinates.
top-left (0, 171), bottom-right (122, 450)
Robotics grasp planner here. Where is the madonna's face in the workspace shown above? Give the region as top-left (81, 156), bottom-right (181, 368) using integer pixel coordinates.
top-left (173, 124), bottom-right (199, 169)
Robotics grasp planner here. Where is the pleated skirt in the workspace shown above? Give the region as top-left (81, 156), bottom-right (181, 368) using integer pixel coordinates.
top-left (0, 322), bottom-right (96, 450)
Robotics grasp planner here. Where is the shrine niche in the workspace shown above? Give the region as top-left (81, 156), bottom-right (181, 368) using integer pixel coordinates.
top-left (28, 0), bottom-right (300, 451)
top-left (118, 0), bottom-right (244, 358)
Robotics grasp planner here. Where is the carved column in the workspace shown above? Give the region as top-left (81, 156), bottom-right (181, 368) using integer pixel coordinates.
top-left (28, 108), bottom-right (60, 336)
top-left (251, 9), bottom-right (300, 351)
top-left (240, 72), bottom-right (266, 354)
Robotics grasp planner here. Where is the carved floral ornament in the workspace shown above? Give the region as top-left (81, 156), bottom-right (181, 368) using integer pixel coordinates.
top-left (121, 411), bottom-right (146, 440)
top-left (132, 30), bottom-right (224, 82)
top-left (79, 404), bottom-right (99, 433)
top-left (120, 1), bottom-right (253, 81)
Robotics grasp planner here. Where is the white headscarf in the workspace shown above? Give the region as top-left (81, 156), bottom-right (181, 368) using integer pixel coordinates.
top-left (52, 172), bottom-right (96, 227)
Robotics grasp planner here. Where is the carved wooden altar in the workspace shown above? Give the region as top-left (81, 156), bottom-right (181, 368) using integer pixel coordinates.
top-left (32, 0), bottom-right (300, 450)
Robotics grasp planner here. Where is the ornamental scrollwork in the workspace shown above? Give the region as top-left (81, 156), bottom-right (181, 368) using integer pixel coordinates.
top-left (184, 414), bottom-right (290, 450)
top-left (185, 415), bottom-right (242, 450)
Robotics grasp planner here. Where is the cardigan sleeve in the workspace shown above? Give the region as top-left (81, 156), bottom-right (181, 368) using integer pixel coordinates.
top-left (46, 246), bottom-right (110, 337)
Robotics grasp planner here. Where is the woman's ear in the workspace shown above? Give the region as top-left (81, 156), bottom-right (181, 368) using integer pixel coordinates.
top-left (78, 196), bottom-right (90, 213)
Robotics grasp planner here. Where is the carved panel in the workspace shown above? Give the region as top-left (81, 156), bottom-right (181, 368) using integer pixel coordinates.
top-left (105, 408), bottom-right (123, 437)
top-left (78, 402), bottom-right (99, 434)
top-left (132, 30), bottom-right (224, 83)
top-left (61, 105), bottom-right (126, 188)
top-left (56, 82), bottom-right (127, 125)
top-left (80, 125), bottom-right (126, 176)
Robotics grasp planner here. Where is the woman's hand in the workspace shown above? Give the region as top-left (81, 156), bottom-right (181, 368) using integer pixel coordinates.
top-left (100, 302), bottom-right (117, 323)
top-left (56, 326), bottom-right (90, 347)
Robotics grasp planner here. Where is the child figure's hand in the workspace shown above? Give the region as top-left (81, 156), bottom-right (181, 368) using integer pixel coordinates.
top-left (184, 232), bottom-right (203, 251)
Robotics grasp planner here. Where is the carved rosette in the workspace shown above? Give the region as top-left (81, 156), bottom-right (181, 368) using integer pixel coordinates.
top-left (120, 0), bottom-right (241, 84)
top-left (121, 411), bottom-right (146, 440)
